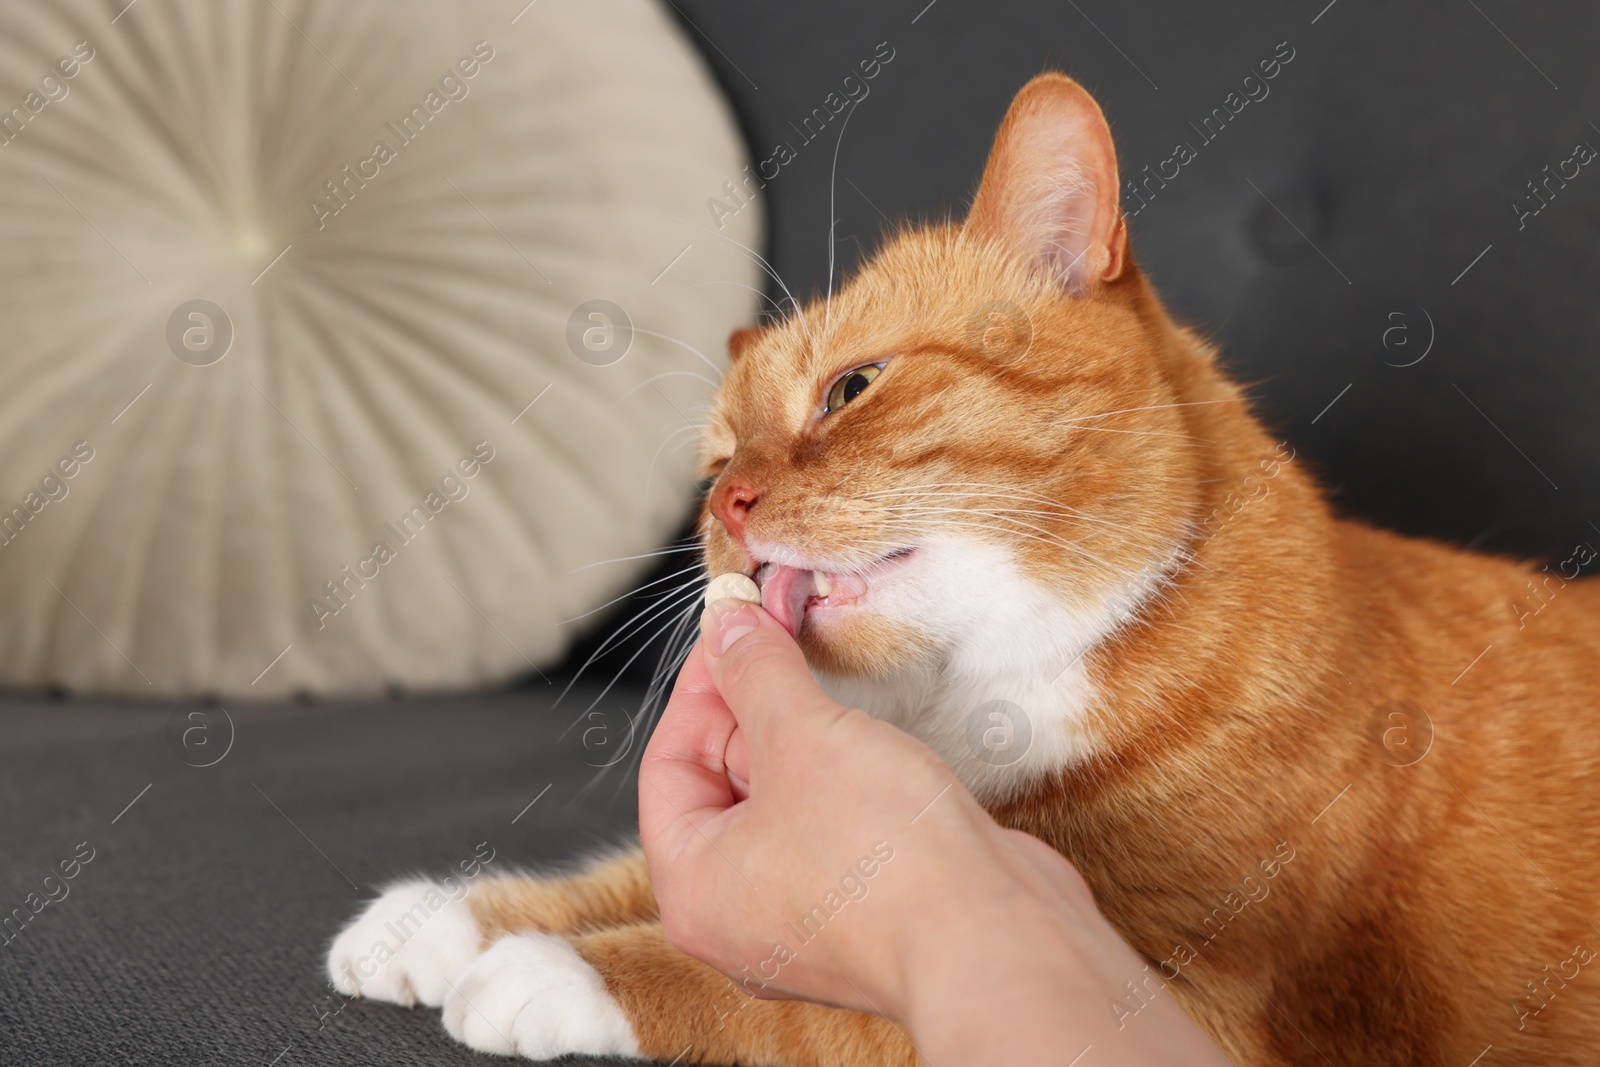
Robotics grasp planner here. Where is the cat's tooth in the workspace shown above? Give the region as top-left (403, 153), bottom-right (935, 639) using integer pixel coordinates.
top-left (813, 570), bottom-right (833, 597)
top-left (705, 572), bottom-right (762, 608)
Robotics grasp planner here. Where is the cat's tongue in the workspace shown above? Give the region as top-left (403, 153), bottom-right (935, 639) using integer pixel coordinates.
top-left (756, 564), bottom-right (816, 639)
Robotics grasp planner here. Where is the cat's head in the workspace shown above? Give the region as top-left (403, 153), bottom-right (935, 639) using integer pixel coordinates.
top-left (699, 74), bottom-right (1205, 688)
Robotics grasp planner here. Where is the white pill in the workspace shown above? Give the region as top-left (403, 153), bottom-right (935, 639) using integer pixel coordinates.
top-left (705, 572), bottom-right (762, 608)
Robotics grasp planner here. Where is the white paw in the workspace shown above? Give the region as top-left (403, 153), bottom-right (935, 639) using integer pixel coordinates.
top-left (442, 933), bottom-right (640, 1060)
top-left (326, 879), bottom-right (483, 1007)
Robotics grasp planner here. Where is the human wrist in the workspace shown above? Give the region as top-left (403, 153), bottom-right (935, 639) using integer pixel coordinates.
top-left (897, 885), bottom-right (1100, 1065)
top-left (875, 818), bottom-right (1062, 1011)
top-left (812, 801), bottom-right (1010, 1017)
top-left (888, 832), bottom-right (1233, 1067)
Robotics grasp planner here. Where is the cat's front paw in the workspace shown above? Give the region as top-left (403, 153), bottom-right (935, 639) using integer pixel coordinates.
top-left (326, 879), bottom-right (483, 1007)
top-left (442, 932), bottom-right (640, 1060)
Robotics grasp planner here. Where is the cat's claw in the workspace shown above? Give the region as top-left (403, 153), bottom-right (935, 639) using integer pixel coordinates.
top-left (442, 932), bottom-right (640, 1060)
top-left (326, 879), bottom-right (483, 1007)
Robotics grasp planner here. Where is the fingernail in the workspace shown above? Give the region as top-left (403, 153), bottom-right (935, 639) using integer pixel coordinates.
top-left (702, 599), bottom-right (759, 656)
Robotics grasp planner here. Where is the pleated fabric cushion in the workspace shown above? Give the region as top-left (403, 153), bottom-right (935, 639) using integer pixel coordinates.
top-left (0, 0), bottom-right (759, 697)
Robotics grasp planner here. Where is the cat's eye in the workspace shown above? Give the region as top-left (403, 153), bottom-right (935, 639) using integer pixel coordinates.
top-left (825, 364), bottom-right (884, 413)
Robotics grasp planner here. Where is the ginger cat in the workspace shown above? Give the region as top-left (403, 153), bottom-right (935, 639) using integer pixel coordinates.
top-left (326, 73), bottom-right (1600, 1065)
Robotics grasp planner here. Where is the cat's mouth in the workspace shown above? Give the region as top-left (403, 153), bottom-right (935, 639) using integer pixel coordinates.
top-left (752, 548), bottom-right (915, 639)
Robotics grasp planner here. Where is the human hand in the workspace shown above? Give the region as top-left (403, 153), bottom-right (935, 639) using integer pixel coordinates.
top-left (639, 597), bottom-right (1234, 1065)
top-left (638, 596), bottom-right (998, 1015)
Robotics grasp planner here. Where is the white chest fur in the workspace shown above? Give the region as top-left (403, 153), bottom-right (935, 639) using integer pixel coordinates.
top-left (814, 534), bottom-right (1178, 803)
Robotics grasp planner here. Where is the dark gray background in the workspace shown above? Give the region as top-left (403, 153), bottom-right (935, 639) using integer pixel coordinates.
top-left (5, 1), bottom-right (1599, 1063)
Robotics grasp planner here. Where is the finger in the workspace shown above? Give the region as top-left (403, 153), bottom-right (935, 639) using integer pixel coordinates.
top-left (725, 723), bottom-right (750, 800)
top-left (699, 600), bottom-right (845, 752)
top-left (638, 644), bottom-right (741, 869)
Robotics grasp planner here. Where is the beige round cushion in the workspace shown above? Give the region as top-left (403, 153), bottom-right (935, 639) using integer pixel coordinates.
top-left (0, 0), bottom-right (758, 697)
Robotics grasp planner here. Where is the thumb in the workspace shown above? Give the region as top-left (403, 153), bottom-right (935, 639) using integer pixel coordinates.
top-left (700, 598), bottom-right (844, 751)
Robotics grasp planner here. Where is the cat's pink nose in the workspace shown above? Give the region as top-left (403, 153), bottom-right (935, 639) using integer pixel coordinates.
top-left (710, 477), bottom-right (763, 544)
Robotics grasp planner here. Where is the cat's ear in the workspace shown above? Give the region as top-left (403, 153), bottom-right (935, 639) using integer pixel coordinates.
top-left (964, 73), bottom-right (1127, 295)
top-left (727, 326), bottom-right (761, 363)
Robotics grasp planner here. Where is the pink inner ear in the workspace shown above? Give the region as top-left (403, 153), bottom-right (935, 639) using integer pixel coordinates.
top-left (1011, 114), bottom-right (1106, 293)
top-left (965, 75), bottom-right (1123, 295)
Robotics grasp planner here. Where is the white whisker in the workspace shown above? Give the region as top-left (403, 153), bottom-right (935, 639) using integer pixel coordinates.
top-left (1056, 396), bottom-right (1255, 425)
top-left (618, 370), bottom-right (723, 401)
top-left (854, 483), bottom-right (1147, 534)
top-left (572, 542), bottom-right (703, 572)
top-left (630, 328), bottom-right (725, 380)
top-left (687, 279), bottom-right (794, 321)
top-left (671, 215), bottom-right (814, 347)
top-left (824, 98), bottom-right (862, 335)
top-left (554, 579), bottom-right (706, 709)
top-left (559, 561), bottom-right (708, 626)
top-left (876, 510), bottom-right (1125, 575)
top-left (871, 500), bottom-right (1143, 538)
top-left (563, 582), bottom-right (709, 732)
